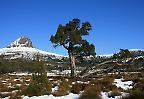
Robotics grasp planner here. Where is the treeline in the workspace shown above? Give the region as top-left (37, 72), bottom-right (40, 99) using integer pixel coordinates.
top-left (0, 58), bottom-right (41, 74)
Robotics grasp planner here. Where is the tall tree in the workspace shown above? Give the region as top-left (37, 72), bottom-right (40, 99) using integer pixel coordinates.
top-left (50, 18), bottom-right (96, 78)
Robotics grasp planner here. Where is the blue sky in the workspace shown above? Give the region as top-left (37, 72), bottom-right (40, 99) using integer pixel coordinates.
top-left (0, 0), bottom-right (144, 55)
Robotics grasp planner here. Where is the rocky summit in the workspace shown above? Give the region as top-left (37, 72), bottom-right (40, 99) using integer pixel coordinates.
top-left (7, 36), bottom-right (33, 48)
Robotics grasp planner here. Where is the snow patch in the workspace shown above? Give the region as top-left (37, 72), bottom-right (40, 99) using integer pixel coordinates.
top-left (23, 93), bottom-right (79, 99)
top-left (113, 78), bottom-right (133, 90)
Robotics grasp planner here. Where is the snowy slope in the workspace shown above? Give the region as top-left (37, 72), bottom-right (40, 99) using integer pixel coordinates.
top-left (0, 47), bottom-right (64, 60)
top-left (0, 36), bottom-right (64, 60)
top-left (97, 54), bottom-right (113, 58)
top-left (96, 49), bottom-right (144, 58)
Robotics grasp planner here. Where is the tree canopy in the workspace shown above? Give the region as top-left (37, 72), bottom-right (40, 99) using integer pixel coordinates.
top-left (50, 18), bottom-right (95, 58)
top-left (50, 18), bottom-right (96, 77)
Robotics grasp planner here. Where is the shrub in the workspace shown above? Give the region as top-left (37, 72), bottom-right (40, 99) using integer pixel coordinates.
top-left (79, 85), bottom-right (101, 99)
top-left (98, 77), bottom-right (114, 92)
top-left (25, 61), bottom-right (52, 96)
top-left (122, 82), bottom-right (144, 99)
top-left (71, 83), bottom-right (82, 94)
top-left (53, 79), bottom-right (70, 96)
top-left (9, 92), bottom-right (22, 99)
top-left (122, 93), bottom-right (144, 99)
top-left (0, 83), bottom-right (13, 92)
top-left (25, 83), bottom-right (41, 96)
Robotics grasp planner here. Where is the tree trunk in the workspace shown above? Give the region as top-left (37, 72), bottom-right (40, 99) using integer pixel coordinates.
top-left (68, 51), bottom-right (76, 78)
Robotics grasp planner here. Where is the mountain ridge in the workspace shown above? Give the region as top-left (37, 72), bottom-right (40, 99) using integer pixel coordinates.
top-left (0, 36), bottom-right (144, 60)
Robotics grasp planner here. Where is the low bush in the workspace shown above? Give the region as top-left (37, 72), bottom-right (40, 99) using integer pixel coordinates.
top-left (122, 81), bottom-right (144, 99)
top-left (53, 79), bottom-right (70, 96)
top-left (25, 61), bottom-right (52, 96)
top-left (122, 92), bottom-right (144, 99)
top-left (99, 77), bottom-right (114, 92)
top-left (79, 85), bottom-right (101, 99)
top-left (26, 76), bottom-right (52, 96)
top-left (9, 92), bottom-right (22, 99)
top-left (71, 83), bottom-right (82, 94)
top-left (25, 83), bottom-right (41, 96)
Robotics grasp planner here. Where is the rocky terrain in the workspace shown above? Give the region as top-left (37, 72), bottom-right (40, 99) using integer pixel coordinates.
top-left (7, 36), bottom-right (33, 48)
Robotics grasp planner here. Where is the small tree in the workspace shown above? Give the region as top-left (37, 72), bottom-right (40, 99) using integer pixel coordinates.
top-left (50, 18), bottom-right (96, 78)
top-left (119, 49), bottom-right (133, 59)
top-left (26, 61), bottom-right (51, 96)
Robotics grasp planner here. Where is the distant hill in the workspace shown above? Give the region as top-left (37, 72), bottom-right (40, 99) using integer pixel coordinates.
top-left (81, 49), bottom-right (144, 77)
top-left (0, 36), bottom-right (64, 60)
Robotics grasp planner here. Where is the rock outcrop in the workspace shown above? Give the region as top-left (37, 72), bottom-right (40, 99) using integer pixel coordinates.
top-left (7, 36), bottom-right (33, 48)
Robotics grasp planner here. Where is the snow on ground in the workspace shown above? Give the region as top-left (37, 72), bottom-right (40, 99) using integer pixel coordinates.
top-left (129, 49), bottom-right (143, 51)
top-left (101, 78), bottom-right (132, 99)
top-left (8, 72), bottom-right (32, 76)
top-left (101, 92), bottom-right (129, 99)
top-left (97, 54), bottom-right (113, 58)
top-left (72, 81), bottom-right (90, 84)
top-left (101, 92), bottom-right (117, 99)
top-left (52, 86), bottom-right (59, 93)
top-left (47, 73), bottom-right (58, 76)
top-left (8, 71), bottom-right (71, 76)
top-left (113, 78), bottom-right (133, 90)
top-left (0, 47), bottom-right (64, 59)
top-left (23, 93), bottom-right (79, 99)
top-left (1, 74), bottom-right (133, 99)
top-left (3, 97), bottom-right (9, 99)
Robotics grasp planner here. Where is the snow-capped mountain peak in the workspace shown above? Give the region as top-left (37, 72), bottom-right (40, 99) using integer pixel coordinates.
top-left (7, 36), bottom-right (33, 48)
top-left (0, 36), bottom-right (64, 60)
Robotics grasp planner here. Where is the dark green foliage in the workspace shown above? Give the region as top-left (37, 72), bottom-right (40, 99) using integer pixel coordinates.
top-left (0, 59), bottom-right (38, 74)
top-left (119, 49), bottom-right (133, 59)
top-left (50, 18), bottom-right (95, 57)
top-left (113, 49), bottom-right (133, 60)
top-left (26, 61), bottom-right (52, 96)
top-left (50, 18), bottom-right (96, 77)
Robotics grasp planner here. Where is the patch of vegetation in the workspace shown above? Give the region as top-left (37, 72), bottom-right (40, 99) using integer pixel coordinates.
top-left (25, 61), bottom-right (52, 96)
top-left (53, 79), bottom-right (70, 96)
top-left (122, 93), bottom-right (144, 99)
top-left (99, 77), bottom-right (114, 92)
top-left (9, 92), bottom-right (22, 99)
top-left (71, 82), bottom-right (83, 94)
top-left (122, 79), bottom-right (144, 99)
top-left (0, 59), bottom-right (39, 74)
top-left (79, 85), bottom-right (101, 99)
